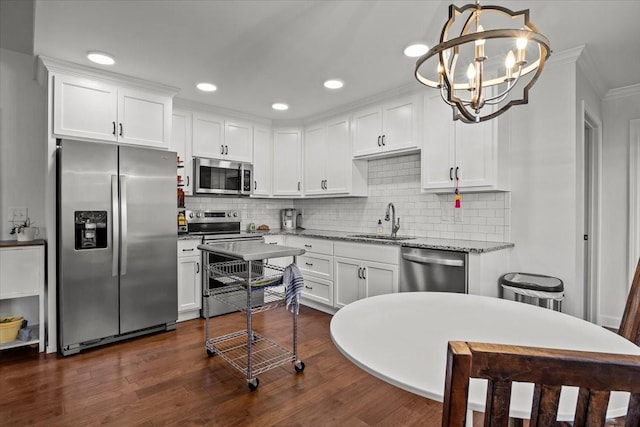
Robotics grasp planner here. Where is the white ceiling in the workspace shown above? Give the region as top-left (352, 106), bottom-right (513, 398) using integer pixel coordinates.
top-left (11, 1), bottom-right (640, 121)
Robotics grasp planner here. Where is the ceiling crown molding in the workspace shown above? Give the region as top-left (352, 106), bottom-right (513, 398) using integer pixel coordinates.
top-left (604, 83), bottom-right (640, 101)
top-left (575, 46), bottom-right (607, 99)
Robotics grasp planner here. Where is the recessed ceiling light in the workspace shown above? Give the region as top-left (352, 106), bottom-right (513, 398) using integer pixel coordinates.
top-left (197, 83), bottom-right (217, 92)
top-left (403, 43), bottom-right (429, 58)
top-left (87, 51), bottom-right (115, 65)
top-left (272, 103), bottom-right (289, 111)
top-left (323, 79), bottom-right (344, 90)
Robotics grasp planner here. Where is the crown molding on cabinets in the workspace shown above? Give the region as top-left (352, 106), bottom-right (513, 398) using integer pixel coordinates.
top-left (173, 97), bottom-right (271, 126)
top-left (36, 55), bottom-right (179, 96)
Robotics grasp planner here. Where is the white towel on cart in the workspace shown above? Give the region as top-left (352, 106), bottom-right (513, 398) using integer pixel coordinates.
top-left (284, 263), bottom-right (304, 314)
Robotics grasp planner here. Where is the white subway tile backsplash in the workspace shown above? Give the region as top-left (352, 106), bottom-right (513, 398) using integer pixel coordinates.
top-left (188, 153), bottom-right (511, 242)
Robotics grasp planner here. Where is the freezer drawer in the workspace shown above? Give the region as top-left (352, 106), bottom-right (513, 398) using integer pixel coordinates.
top-left (399, 247), bottom-right (467, 293)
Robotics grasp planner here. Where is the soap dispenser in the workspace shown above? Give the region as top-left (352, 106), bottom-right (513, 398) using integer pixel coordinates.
top-left (376, 219), bottom-right (383, 235)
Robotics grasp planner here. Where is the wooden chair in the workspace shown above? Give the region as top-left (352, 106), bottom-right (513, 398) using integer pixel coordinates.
top-left (441, 341), bottom-right (640, 427)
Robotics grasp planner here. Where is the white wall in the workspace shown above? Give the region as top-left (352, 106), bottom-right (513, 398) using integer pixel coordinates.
top-left (0, 48), bottom-right (46, 239)
top-left (508, 52), bottom-right (580, 315)
top-left (600, 86), bottom-right (640, 326)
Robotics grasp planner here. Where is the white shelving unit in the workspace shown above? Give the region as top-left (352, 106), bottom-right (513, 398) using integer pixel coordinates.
top-left (0, 241), bottom-right (46, 352)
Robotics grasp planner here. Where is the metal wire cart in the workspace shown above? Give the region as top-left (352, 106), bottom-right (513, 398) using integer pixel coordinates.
top-left (198, 241), bottom-right (306, 390)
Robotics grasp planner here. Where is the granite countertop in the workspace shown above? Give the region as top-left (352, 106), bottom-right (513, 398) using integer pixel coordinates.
top-left (259, 229), bottom-right (514, 254)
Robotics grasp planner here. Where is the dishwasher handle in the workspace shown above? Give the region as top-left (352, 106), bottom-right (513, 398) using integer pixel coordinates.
top-left (402, 253), bottom-right (464, 267)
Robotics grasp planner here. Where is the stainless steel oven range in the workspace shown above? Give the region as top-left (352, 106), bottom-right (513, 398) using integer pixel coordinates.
top-left (186, 209), bottom-right (264, 317)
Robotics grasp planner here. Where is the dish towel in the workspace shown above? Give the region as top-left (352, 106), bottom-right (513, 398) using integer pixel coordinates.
top-left (283, 263), bottom-right (304, 314)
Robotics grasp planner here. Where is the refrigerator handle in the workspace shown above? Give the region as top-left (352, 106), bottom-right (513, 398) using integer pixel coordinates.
top-left (120, 175), bottom-right (128, 276)
top-left (111, 175), bottom-right (120, 277)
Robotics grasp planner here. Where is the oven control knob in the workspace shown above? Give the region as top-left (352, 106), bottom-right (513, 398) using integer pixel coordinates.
top-left (188, 212), bottom-right (194, 218)
top-left (233, 212), bottom-right (238, 217)
top-left (196, 212), bottom-right (202, 218)
top-left (227, 212), bottom-right (231, 217)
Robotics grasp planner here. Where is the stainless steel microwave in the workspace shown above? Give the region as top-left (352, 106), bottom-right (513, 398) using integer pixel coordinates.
top-left (194, 158), bottom-right (252, 196)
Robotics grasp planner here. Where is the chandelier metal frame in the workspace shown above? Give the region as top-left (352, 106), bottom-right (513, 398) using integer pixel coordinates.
top-left (415, 1), bottom-right (551, 123)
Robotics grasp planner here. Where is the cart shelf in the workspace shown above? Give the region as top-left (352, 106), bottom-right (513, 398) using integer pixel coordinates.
top-left (206, 329), bottom-right (295, 377)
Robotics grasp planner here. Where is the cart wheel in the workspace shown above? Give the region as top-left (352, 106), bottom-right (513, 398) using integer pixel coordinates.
top-left (206, 349), bottom-right (215, 357)
top-left (248, 378), bottom-right (259, 391)
top-left (294, 361), bottom-right (305, 373)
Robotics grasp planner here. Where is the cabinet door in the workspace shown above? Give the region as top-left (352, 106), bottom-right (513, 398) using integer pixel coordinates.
top-left (53, 73), bottom-right (118, 141)
top-left (334, 257), bottom-right (362, 308)
top-left (382, 95), bottom-right (418, 153)
top-left (171, 110), bottom-right (193, 195)
top-left (272, 129), bottom-right (302, 196)
top-left (192, 112), bottom-right (224, 159)
top-left (252, 126), bottom-right (272, 196)
top-left (363, 260), bottom-right (398, 297)
top-left (118, 87), bottom-right (171, 149)
top-left (422, 92), bottom-right (455, 190)
top-left (0, 247), bottom-right (42, 298)
top-left (325, 117), bottom-right (351, 194)
top-left (455, 119), bottom-right (496, 188)
top-left (303, 125), bottom-right (326, 195)
top-left (177, 256), bottom-right (201, 314)
top-left (224, 120), bottom-right (253, 162)
top-left (352, 106), bottom-right (382, 157)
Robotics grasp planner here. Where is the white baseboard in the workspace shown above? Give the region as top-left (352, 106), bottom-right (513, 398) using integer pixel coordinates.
top-left (598, 314), bottom-right (621, 330)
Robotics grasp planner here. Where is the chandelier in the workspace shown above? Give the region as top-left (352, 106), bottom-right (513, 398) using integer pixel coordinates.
top-left (415, 1), bottom-right (551, 123)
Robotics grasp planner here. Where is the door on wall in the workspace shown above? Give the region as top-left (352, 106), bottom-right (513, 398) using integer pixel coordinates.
top-left (583, 114), bottom-right (600, 322)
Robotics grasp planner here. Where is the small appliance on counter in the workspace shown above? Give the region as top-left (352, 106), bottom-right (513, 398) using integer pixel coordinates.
top-left (281, 208), bottom-right (297, 230)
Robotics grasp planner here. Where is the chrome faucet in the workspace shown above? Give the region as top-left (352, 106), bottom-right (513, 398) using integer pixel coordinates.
top-left (384, 203), bottom-right (400, 238)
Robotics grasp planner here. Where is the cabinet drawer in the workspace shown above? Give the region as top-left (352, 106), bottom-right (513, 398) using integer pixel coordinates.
top-left (334, 241), bottom-right (399, 265)
top-left (301, 276), bottom-right (333, 306)
top-left (286, 236), bottom-right (333, 255)
top-left (298, 253), bottom-right (332, 280)
top-left (0, 247), bottom-right (43, 298)
top-left (178, 239), bottom-right (201, 257)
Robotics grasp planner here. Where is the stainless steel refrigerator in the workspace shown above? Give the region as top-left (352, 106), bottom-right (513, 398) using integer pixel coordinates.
top-left (57, 139), bottom-right (177, 355)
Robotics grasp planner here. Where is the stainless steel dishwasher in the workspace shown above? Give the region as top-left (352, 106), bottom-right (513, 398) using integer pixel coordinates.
top-left (400, 247), bottom-right (468, 293)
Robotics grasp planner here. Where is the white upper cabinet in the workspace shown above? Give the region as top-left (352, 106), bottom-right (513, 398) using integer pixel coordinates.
top-left (352, 93), bottom-right (421, 159)
top-left (421, 92), bottom-right (509, 192)
top-left (224, 120), bottom-right (253, 162)
top-left (272, 128), bottom-right (303, 197)
top-left (303, 116), bottom-right (366, 197)
top-left (192, 112), bottom-right (224, 159)
top-left (52, 73), bottom-right (172, 149)
top-left (170, 109), bottom-right (193, 195)
top-left (252, 125), bottom-right (272, 197)
top-left (192, 115), bottom-right (253, 162)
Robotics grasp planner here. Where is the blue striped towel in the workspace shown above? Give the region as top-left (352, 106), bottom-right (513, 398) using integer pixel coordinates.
top-left (284, 263), bottom-right (304, 314)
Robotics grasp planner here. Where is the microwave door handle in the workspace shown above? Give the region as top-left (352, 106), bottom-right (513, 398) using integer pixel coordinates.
top-left (111, 175), bottom-right (119, 277)
top-left (120, 175), bottom-right (128, 276)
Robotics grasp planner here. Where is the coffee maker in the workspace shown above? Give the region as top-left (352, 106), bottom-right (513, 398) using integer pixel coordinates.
top-left (281, 208), bottom-right (297, 230)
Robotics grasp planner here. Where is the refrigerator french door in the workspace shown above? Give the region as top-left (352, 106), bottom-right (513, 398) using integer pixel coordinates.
top-left (57, 139), bottom-right (177, 355)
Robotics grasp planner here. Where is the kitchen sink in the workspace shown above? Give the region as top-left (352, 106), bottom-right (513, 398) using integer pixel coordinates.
top-left (348, 234), bottom-right (416, 241)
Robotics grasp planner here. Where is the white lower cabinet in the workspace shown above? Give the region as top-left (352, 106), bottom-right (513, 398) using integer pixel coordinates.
top-left (0, 244), bottom-right (45, 352)
top-left (177, 239), bottom-right (202, 321)
top-left (333, 241), bottom-right (399, 309)
top-left (284, 236), bottom-right (335, 309)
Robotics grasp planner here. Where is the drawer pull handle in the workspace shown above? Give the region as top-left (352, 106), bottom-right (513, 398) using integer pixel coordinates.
top-left (305, 285), bottom-right (313, 290)
top-left (182, 248), bottom-right (195, 252)
top-left (268, 242), bottom-right (278, 245)
top-left (305, 262), bottom-right (313, 266)
top-left (304, 244), bottom-right (312, 248)
top-left (196, 262), bottom-right (200, 274)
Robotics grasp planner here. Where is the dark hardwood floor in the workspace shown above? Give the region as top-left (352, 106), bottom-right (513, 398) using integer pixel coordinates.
top-left (0, 307), bottom-right (444, 426)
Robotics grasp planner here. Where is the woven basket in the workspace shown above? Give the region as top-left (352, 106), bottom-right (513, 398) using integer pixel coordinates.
top-left (0, 317), bottom-right (23, 343)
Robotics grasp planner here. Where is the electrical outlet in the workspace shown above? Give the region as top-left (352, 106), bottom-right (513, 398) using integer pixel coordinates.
top-left (9, 207), bottom-right (27, 221)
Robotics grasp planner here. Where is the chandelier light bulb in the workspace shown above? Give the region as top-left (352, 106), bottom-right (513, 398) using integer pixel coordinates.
top-left (475, 25), bottom-right (486, 61)
top-left (516, 37), bottom-right (528, 50)
top-left (505, 50), bottom-right (516, 80)
top-left (517, 36), bottom-right (528, 64)
top-left (467, 63), bottom-right (476, 89)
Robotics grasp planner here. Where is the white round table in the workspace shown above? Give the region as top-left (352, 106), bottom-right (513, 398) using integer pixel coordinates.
top-left (330, 292), bottom-right (640, 421)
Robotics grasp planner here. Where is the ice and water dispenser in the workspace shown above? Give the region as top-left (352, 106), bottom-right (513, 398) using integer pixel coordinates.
top-left (74, 211), bottom-right (107, 250)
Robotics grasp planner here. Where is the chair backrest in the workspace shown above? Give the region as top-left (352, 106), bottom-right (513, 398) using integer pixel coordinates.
top-left (441, 341), bottom-right (640, 427)
top-left (620, 257), bottom-right (640, 345)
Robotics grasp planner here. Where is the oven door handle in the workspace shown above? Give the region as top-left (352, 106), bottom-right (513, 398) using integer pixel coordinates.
top-left (402, 253), bottom-right (464, 267)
